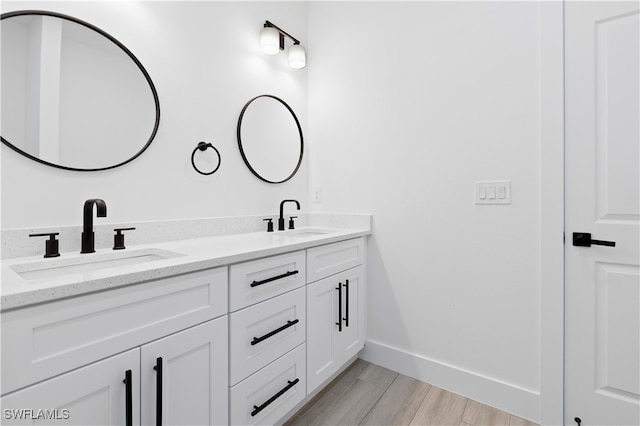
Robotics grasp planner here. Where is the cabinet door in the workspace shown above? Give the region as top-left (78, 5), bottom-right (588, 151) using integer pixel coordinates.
top-left (1, 348), bottom-right (140, 425)
top-left (141, 317), bottom-right (228, 426)
top-left (337, 265), bottom-right (365, 363)
top-left (306, 266), bottom-right (366, 394)
top-left (306, 274), bottom-right (341, 393)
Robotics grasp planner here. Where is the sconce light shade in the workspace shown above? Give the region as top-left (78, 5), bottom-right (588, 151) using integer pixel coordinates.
top-left (260, 21), bottom-right (306, 69)
top-left (288, 44), bottom-right (306, 69)
top-left (260, 26), bottom-right (281, 55)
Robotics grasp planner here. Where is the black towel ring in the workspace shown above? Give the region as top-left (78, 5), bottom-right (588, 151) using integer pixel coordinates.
top-left (191, 142), bottom-right (221, 175)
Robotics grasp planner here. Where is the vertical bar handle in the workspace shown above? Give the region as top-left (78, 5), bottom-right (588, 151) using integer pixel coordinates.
top-left (123, 370), bottom-right (132, 426)
top-left (336, 284), bottom-right (343, 332)
top-left (153, 357), bottom-right (163, 426)
top-left (343, 280), bottom-right (350, 327)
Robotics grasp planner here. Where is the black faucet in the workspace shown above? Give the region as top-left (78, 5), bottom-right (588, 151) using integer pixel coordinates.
top-left (81, 199), bottom-right (107, 253)
top-left (278, 199), bottom-right (300, 231)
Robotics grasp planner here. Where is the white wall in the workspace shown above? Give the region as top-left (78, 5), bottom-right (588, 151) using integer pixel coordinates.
top-left (1, 1), bottom-right (563, 422)
top-left (307, 1), bottom-right (545, 420)
top-left (1, 1), bottom-right (308, 229)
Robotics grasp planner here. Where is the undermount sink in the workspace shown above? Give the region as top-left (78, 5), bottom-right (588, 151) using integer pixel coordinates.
top-left (10, 248), bottom-right (184, 280)
top-left (273, 228), bottom-right (335, 239)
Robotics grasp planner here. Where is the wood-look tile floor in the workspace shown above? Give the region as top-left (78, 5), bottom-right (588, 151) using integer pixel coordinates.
top-left (285, 359), bottom-right (539, 426)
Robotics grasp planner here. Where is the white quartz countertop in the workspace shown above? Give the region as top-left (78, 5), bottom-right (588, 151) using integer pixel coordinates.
top-left (1, 226), bottom-right (370, 311)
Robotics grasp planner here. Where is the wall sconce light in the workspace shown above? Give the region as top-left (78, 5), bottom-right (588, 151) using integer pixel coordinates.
top-left (260, 20), bottom-right (306, 69)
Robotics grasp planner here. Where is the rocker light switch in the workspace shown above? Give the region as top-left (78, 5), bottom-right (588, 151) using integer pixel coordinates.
top-left (475, 181), bottom-right (511, 205)
top-left (478, 186), bottom-right (487, 199)
top-left (487, 186), bottom-right (496, 199)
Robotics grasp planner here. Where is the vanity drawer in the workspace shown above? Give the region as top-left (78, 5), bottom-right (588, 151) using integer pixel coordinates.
top-left (307, 237), bottom-right (365, 283)
top-left (229, 287), bottom-right (305, 385)
top-left (1, 267), bottom-right (227, 395)
top-left (229, 251), bottom-right (305, 312)
top-left (230, 343), bottom-right (306, 426)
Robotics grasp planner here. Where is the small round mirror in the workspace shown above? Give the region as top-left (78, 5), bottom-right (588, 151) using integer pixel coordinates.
top-left (1, 10), bottom-right (160, 171)
top-left (237, 95), bottom-right (303, 184)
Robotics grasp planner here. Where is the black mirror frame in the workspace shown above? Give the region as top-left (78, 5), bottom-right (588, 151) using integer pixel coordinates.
top-left (237, 94), bottom-right (304, 184)
top-left (0, 10), bottom-right (161, 172)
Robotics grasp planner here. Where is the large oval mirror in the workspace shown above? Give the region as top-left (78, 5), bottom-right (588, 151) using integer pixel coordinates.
top-left (1, 10), bottom-right (160, 171)
top-left (237, 95), bottom-right (303, 184)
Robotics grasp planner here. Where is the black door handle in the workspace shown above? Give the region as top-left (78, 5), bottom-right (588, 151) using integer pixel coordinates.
top-left (123, 370), bottom-right (132, 426)
top-left (251, 378), bottom-right (299, 417)
top-left (153, 357), bottom-right (163, 426)
top-left (251, 319), bottom-right (299, 346)
top-left (573, 232), bottom-right (616, 247)
top-left (250, 270), bottom-right (299, 287)
top-left (336, 284), bottom-right (343, 332)
top-left (343, 280), bottom-right (349, 327)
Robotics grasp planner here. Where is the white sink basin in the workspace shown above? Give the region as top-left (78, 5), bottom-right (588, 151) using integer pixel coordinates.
top-left (273, 228), bottom-right (335, 239)
top-left (10, 248), bottom-right (184, 280)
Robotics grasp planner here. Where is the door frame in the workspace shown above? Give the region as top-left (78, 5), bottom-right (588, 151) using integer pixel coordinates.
top-left (539, 1), bottom-right (565, 425)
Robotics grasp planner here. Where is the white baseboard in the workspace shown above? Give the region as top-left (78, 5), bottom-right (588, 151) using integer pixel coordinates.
top-left (361, 339), bottom-right (540, 423)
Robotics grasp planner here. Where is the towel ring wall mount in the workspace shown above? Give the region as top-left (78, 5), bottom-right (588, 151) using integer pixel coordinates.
top-left (191, 142), bottom-right (221, 176)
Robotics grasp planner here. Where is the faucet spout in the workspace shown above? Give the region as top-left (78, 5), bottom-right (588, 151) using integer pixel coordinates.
top-left (81, 199), bottom-right (107, 253)
top-left (278, 199), bottom-right (300, 231)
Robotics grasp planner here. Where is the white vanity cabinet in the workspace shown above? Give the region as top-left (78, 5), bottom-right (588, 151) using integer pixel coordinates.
top-left (1, 267), bottom-right (229, 425)
top-left (1, 231), bottom-right (369, 426)
top-left (228, 251), bottom-right (307, 425)
top-left (306, 239), bottom-right (366, 394)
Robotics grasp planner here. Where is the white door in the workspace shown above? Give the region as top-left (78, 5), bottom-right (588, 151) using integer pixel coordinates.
top-left (141, 317), bottom-right (228, 426)
top-left (565, 2), bottom-right (640, 425)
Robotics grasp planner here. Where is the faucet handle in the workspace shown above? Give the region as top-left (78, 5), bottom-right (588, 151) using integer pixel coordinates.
top-left (288, 216), bottom-right (298, 230)
top-left (29, 232), bottom-right (60, 258)
top-left (113, 227), bottom-right (135, 250)
top-left (263, 218), bottom-right (274, 233)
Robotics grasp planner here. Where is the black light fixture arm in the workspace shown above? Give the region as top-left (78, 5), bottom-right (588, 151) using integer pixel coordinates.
top-left (264, 20), bottom-right (301, 48)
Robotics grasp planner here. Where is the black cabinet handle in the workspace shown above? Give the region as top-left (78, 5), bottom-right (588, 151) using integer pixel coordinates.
top-left (343, 280), bottom-right (350, 327)
top-left (153, 357), bottom-right (163, 426)
top-left (573, 232), bottom-right (616, 247)
top-left (251, 319), bottom-right (299, 346)
top-left (336, 284), bottom-right (343, 332)
top-left (123, 370), bottom-right (132, 426)
top-left (250, 378), bottom-right (300, 417)
top-left (251, 270), bottom-right (299, 287)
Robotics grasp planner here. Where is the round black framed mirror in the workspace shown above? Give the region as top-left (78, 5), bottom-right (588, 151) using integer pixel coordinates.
top-left (237, 94), bottom-right (303, 184)
top-left (1, 10), bottom-right (160, 171)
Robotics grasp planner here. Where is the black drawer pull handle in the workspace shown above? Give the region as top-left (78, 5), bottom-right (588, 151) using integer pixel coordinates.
top-left (153, 357), bottom-right (163, 426)
top-left (251, 319), bottom-right (299, 346)
top-left (251, 270), bottom-right (299, 287)
top-left (251, 378), bottom-right (300, 417)
top-left (123, 370), bottom-right (132, 426)
top-left (336, 284), bottom-right (343, 332)
top-left (343, 280), bottom-right (350, 327)
top-left (572, 232), bottom-right (616, 247)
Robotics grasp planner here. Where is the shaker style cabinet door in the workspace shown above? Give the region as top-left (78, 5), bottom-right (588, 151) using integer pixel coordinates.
top-left (1, 348), bottom-right (140, 426)
top-left (140, 317), bottom-right (229, 426)
top-left (306, 265), bottom-right (365, 394)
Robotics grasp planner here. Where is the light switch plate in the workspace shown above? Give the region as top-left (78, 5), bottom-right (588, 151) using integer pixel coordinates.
top-left (475, 181), bottom-right (511, 204)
